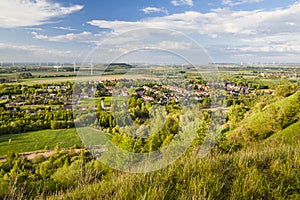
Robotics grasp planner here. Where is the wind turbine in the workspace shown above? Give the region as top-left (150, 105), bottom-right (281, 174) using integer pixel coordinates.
top-left (55, 61), bottom-right (59, 72)
top-left (90, 61), bottom-right (94, 76)
top-left (73, 58), bottom-right (76, 73)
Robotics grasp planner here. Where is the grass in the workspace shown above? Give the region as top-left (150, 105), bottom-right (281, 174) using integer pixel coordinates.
top-left (0, 73), bottom-right (16, 77)
top-left (0, 99), bottom-right (8, 104)
top-left (267, 120), bottom-right (300, 145)
top-left (77, 127), bottom-right (111, 144)
top-left (79, 98), bottom-right (100, 107)
top-left (50, 137), bottom-right (300, 200)
top-left (79, 96), bottom-right (127, 107)
top-left (0, 128), bottom-right (82, 156)
top-left (5, 105), bottom-right (61, 110)
top-left (46, 109), bottom-right (300, 199)
top-left (227, 91), bottom-right (300, 142)
top-left (10, 74), bottom-right (152, 85)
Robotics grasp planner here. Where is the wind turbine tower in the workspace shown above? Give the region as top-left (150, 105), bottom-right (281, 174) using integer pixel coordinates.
top-left (73, 59), bottom-right (76, 73)
top-left (90, 62), bottom-right (94, 76)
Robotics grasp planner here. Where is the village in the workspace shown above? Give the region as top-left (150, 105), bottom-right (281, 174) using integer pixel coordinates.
top-left (0, 79), bottom-right (255, 115)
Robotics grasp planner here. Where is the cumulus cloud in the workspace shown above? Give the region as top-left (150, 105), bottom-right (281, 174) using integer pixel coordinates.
top-left (88, 1), bottom-right (300, 62)
top-left (0, 0), bottom-right (83, 28)
top-left (88, 2), bottom-right (300, 38)
top-left (140, 7), bottom-right (169, 14)
top-left (171, 0), bottom-right (193, 7)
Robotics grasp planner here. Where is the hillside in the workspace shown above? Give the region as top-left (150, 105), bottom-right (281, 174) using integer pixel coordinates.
top-left (265, 120), bottom-right (300, 145)
top-left (45, 96), bottom-right (300, 199)
top-left (49, 134), bottom-right (300, 200)
top-left (226, 91), bottom-right (300, 145)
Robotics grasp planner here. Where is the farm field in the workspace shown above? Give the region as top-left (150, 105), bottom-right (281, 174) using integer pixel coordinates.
top-left (79, 98), bottom-right (101, 107)
top-left (79, 96), bottom-right (126, 107)
top-left (16, 74), bottom-right (152, 85)
top-left (0, 129), bottom-right (82, 156)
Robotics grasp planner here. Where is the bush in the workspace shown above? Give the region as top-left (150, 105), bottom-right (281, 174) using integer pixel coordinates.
top-left (32, 155), bottom-right (46, 164)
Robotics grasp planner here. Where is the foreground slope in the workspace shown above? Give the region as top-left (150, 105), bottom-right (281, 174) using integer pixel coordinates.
top-left (226, 90), bottom-right (300, 144)
top-left (49, 134), bottom-right (300, 200)
top-left (46, 91), bottom-right (300, 200)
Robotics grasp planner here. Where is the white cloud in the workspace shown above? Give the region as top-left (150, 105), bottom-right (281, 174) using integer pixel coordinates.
top-left (0, 0), bottom-right (83, 28)
top-left (222, 0), bottom-right (263, 6)
top-left (89, 2), bottom-right (300, 37)
top-left (235, 33), bottom-right (300, 53)
top-left (53, 26), bottom-right (76, 31)
top-left (0, 43), bottom-right (74, 62)
top-left (88, 1), bottom-right (300, 62)
top-left (32, 32), bottom-right (48, 40)
top-left (155, 41), bottom-right (192, 50)
top-left (140, 7), bottom-right (169, 14)
top-left (32, 31), bottom-right (93, 42)
top-left (171, 0), bottom-right (193, 7)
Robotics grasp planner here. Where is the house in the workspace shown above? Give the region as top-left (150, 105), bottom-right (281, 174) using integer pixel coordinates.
top-left (61, 86), bottom-right (68, 90)
top-left (81, 106), bottom-right (88, 111)
top-left (64, 105), bottom-right (73, 110)
top-left (143, 86), bottom-right (152, 91)
top-left (142, 96), bottom-right (154, 102)
top-left (83, 93), bottom-right (89, 99)
top-left (65, 101), bottom-right (74, 105)
top-left (0, 95), bottom-right (9, 100)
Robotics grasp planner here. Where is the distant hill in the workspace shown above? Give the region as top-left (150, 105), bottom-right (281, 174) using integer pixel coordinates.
top-left (104, 63), bottom-right (134, 73)
top-left (107, 63), bottom-right (133, 68)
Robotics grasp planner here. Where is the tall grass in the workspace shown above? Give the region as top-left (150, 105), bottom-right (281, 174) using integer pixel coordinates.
top-left (49, 137), bottom-right (300, 200)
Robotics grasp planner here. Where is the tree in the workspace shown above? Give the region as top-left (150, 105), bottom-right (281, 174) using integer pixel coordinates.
top-left (227, 104), bottom-right (248, 130)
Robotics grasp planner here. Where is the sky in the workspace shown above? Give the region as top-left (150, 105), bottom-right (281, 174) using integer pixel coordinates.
top-left (1, 0), bottom-right (300, 64)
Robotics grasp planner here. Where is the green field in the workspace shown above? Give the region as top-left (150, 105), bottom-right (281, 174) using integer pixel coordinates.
top-left (79, 96), bottom-right (126, 107)
top-left (79, 98), bottom-right (101, 107)
top-left (77, 127), bottom-right (112, 147)
top-left (0, 99), bottom-right (8, 104)
top-left (0, 129), bottom-right (82, 156)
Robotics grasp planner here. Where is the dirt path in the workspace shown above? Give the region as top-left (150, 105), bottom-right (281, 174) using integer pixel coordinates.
top-left (0, 148), bottom-right (84, 163)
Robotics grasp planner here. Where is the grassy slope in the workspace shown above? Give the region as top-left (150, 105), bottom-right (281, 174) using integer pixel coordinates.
top-left (51, 135), bottom-right (300, 200)
top-left (0, 129), bottom-right (82, 156)
top-left (47, 92), bottom-right (300, 199)
top-left (227, 91), bottom-right (300, 143)
top-left (266, 120), bottom-right (300, 145)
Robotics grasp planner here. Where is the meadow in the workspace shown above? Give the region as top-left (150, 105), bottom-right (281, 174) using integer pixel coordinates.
top-left (50, 126), bottom-right (300, 200)
top-left (0, 128), bottom-right (81, 156)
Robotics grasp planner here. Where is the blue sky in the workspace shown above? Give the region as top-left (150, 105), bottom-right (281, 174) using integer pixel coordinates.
top-left (1, 0), bottom-right (300, 63)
